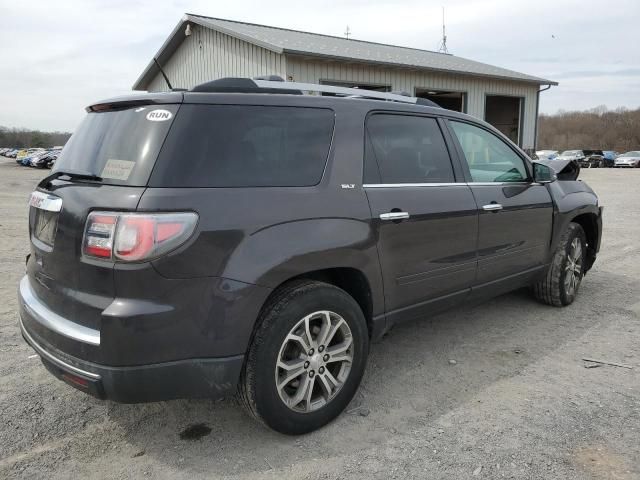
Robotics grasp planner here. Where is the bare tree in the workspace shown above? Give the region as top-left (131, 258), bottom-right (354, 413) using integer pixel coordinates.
top-left (0, 126), bottom-right (71, 148)
top-left (538, 107), bottom-right (640, 152)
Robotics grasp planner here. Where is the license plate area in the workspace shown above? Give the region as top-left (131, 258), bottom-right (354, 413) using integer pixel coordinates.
top-left (33, 209), bottom-right (59, 246)
top-left (29, 191), bottom-right (62, 248)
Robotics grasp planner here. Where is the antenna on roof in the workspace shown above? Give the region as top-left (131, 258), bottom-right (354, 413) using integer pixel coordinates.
top-left (153, 57), bottom-right (173, 90)
top-left (438, 7), bottom-right (449, 54)
top-left (344, 25), bottom-right (351, 40)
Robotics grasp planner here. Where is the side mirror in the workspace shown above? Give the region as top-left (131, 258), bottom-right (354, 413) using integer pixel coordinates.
top-left (533, 162), bottom-right (557, 184)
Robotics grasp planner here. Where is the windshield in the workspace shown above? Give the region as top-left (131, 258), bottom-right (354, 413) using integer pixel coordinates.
top-left (561, 150), bottom-right (580, 156)
top-left (53, 104), bottom-right (179, 185)
top-left (620, 151), bottom-right (640, 157)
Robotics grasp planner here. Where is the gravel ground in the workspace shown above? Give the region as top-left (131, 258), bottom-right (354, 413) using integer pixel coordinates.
top-left (0, 157), bottom-right (638, 480)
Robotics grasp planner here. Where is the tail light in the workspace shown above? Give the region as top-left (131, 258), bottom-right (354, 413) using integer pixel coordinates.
top-left (83, 212), bottom-right (198, 262)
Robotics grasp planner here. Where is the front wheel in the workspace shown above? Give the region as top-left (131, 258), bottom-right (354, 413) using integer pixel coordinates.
top-left (238, 280), bottom-right (369, 434)
top-left (533, 222), bottom-right (587, 307)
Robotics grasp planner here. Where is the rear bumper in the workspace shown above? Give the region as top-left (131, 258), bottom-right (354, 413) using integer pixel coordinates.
top-left (18, 274), bottom-right (251, 402)
top-left (20, 315), bottom-right (244, 403)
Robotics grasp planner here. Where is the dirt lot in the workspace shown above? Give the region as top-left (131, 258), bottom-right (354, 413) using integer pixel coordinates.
top-left (0, 157), bottom-right (638, 479)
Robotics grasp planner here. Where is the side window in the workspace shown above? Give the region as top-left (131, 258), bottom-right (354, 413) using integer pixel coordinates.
top-left (449, 121), bottom-right (528, 183)
top-left (151, 106), bottom-right (334, 188)
top-left (364, 114), bottom-right (455, 184)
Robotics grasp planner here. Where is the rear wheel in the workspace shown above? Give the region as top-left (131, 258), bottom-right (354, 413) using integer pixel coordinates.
top-left (533, 222), bottom-right (586, 307)
top-left (238, 280), bottom-right (369, 434)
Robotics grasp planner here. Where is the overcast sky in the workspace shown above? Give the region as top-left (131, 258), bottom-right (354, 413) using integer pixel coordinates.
top-left (1, 0), bottom-right (638, 132)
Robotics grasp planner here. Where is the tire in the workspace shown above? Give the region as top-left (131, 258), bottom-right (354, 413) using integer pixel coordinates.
top-left (533, 222), bottom-right (587, 307)
top-left (238, 280), bottom-right (369, 434)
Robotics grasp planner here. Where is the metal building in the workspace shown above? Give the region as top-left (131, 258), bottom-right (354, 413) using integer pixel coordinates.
top-left (133, 14), bottom-right (557, 151)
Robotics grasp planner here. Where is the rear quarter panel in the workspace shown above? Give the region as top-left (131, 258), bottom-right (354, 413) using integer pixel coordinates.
top-left (139, 100), bottom-right (385, 319)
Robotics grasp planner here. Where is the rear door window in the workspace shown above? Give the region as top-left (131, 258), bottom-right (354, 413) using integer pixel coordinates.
top-left (150, 105), bottom-right (335, 187)
top-left (364, 114), bottom-right (455, 184)
top-left (53, 105), bottom-right (179, 186)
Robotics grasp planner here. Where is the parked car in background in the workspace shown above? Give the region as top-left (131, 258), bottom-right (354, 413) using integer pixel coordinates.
top-left (21, 150), bottom-right (44, 166)
top-left (15, 149), bottom-right (29, 161)
top-left (535, 150), bottom-right (559, 161)
top-left (602, 151), bottom-right (617, 168)
top-left (17, 148), bottom-right (44, 163)
top-left (31, 148), bottom-right (62, 168)
top-left (26, 149), bottom-right (53, 167)
top-left (614, 151), bottom-right (640, 168)
top-left (579, 150), bottom-right (605, 168)
top-left (557, 150), bottom-right (586, 163)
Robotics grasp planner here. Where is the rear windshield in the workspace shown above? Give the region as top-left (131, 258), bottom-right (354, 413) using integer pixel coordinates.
top-left (53, 105), bottom-right (179, 186)
top-left (150, 105), bottom-right (335, 187)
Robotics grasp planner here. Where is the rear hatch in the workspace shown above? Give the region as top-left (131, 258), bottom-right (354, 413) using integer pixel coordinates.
top-left (26, 96), bottom-right (181, 346)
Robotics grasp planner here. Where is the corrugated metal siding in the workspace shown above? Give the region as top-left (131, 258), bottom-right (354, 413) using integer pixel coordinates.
top-left (147, 25), bottom-right (287, 93)
top-left (146, 34), bottom-right (538, 149)
top-left (286, 56), bottom-right (539, 149)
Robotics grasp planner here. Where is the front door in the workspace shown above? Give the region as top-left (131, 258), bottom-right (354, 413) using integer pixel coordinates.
top-left (447, 120), bottom-right (553, 285)
top-left (363, 113), bottom-right (478, 323)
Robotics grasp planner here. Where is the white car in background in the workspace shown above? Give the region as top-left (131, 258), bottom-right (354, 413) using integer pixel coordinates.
top-left (556, 150), bottom-right (586, 162)
top-left (536, 150), bottom-right (559, 161)
top-left (614, 151), bottom-right (640, 168)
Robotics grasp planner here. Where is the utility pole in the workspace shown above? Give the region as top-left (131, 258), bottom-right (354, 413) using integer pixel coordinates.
top-left (438, 7), bottom-right (449, 54)
top-left (344, 25), bottom-right (351, 40)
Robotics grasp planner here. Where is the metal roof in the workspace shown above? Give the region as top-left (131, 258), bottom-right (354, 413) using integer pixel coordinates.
top-left (133, 14), bottom-right (557, 90)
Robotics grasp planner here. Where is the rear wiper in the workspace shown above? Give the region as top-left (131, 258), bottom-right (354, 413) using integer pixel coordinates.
top-left (38, 170), bottom-right (102, 189)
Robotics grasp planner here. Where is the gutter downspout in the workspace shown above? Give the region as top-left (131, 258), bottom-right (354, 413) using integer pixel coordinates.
top-left (534, 84), bottom-right (552, 151)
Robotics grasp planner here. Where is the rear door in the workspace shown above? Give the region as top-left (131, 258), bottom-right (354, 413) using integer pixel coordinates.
top-left (364, 113), bottom-right (478, 323)
top-left (446, 120), bottom-right (553, 286)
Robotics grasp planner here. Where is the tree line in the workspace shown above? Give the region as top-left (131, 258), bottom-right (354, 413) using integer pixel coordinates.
top-left (538, 106), bottom-right (640, 152)
top-left (3, 105), bottom-right (640, 153)
top-left (0, 126), bottom-right (71, 149)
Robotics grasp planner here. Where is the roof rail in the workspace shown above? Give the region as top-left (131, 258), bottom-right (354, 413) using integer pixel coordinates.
top-left (253, 79), bottom-right (427, 105)
top-left (190, 77), bottom-right (442, 107)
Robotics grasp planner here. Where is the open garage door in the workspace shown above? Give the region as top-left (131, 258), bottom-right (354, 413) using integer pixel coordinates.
top-left (415, 89), bottom-right (466, 112)
top-left (485, 95), bottom-right (523, 146)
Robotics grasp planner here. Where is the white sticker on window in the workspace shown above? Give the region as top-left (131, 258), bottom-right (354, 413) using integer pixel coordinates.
top-left (101, 159), bottom-right (135, 181)
top-left (146, 109), bottom-right (173, 121)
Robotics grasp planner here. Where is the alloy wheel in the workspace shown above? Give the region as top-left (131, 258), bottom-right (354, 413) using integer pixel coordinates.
top-left (564, 237), bottom-right (583, 296)
top-left (275, 311), bottom-right (353, 413)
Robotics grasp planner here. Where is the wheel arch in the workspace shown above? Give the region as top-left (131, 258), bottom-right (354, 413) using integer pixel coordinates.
top-left (570, 212), bottom-right (600, 272)
top-left (254, 267), bottom-right (381, 342)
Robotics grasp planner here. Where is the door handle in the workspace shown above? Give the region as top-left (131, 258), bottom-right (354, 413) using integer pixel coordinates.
top-left (482, 203), bottom-right (503, 212)
top-left (379, 211), bottom-right (410, 221)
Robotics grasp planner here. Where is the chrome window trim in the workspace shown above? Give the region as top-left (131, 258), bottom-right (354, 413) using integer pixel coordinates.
top-left (19, 276), bottom-right (100, 346)
top-left (467, 181), bottom-right (533, 186)
top-left (363, 182), bottom-right (466, 188)
top-left (20, 317), bottom-right (101, 380)
top-left (363, 181), bottom-right (535, 188)
top-left (29, 191), bottom-right (63, 212)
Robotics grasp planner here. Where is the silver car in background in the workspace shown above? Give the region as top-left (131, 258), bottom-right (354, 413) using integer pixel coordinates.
top-left (536, 150), bottom-right (559, 161)
top-left (614, 151), bottom-right (640, 168)
top-left (557, 150), bottom-right (586, 162)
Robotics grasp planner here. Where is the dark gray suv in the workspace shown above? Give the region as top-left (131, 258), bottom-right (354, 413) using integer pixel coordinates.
top-left (19, 77), bottom-right (602, 434)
